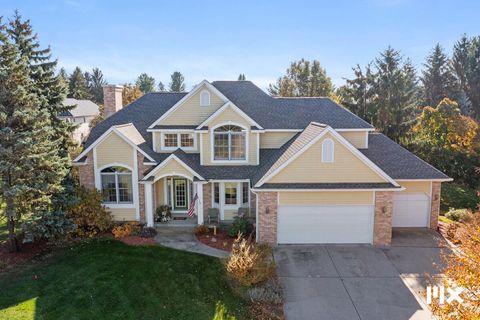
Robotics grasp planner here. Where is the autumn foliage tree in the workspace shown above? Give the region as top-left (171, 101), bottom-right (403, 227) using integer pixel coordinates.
top-left (429, 213), bottom-right (480, 319)
top-left (122, 83), bottom-right (143, 106)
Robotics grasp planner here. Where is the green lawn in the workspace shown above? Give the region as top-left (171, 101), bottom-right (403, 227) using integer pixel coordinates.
top-left (0, 240), bottom-right (248, 320)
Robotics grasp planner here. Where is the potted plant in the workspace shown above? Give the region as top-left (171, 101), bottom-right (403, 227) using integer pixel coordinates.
top-left (155, 205), bottom-right (172, 223)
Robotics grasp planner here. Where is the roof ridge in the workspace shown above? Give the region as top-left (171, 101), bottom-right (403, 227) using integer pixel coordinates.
top-left (274, 96), bottom-right (329, 99)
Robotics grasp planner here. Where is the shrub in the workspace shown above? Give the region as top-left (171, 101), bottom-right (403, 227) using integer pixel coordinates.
top-left (155, 205), bottom-right (172, 223)
top-left (140, 227), bottom-right (157, 238)
top-left (227, 216), bottom-right (248, 238)
top-left (247, 279), bottom-right (283, 304)
top-left (441, 183), bottom-right (479, 211)
top-left (194, 224), bottom-right (209, 235)
top-left (225, 235), bottom-right (274, 286)
top-left (23, 210), bottom-right (76, 241)
top-left (445, 208), bottom-right (473, 223)
top-left (67, 186), bottom-right (112, 237)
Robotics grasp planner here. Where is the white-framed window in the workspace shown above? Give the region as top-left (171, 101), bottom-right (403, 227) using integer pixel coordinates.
top-left (211, 181), bottom-right (250, 208)
top-left (161, 132), bottom-right (196, 150)
top-left (100, 166), bottom-right (133, 204)
top-left (322, 138), bottom-right (334, 163)
top-left (200, 90), bottom-right (210, 107)
top-left (213, 125), bottom-right (246, 161)
top-left (242, 182), bottom-right (249, 204)
top-left (213, 182), bottom-right (220, 204)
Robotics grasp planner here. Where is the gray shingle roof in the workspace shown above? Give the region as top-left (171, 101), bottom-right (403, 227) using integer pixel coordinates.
top-left (211, 81), bottom-right (373, 129)
top-left (360, 133), bottom-right (450, 180)
top-left (61, 98), bottom-right (99, 117)
top-left (256, 183), bottom-right (400, 189)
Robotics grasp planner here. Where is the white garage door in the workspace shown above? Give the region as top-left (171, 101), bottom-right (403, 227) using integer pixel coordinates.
top-left (393, 193), bottom-right (430, 227)
top-left (277, 205), bottom-right (374, 244)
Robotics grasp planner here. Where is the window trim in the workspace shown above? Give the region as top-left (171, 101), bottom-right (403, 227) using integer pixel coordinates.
top-left (210, 180), bottom-right (250, 219)
top-left (199, 90), bottom-right (211, 107)
top-left (160, 131), bottom-right (197, 151)
top-left (210, 122), bottom-right (249, 164)
top-left (100, 166), bottom-right (134, 205)
top-left (321, 138), bottom-right (334, 163)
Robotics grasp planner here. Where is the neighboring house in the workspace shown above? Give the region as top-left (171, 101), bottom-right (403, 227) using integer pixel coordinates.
top-left (73, 81), bottom-right (451, 246)
top-left (59, 98), bottom-right (100, 143)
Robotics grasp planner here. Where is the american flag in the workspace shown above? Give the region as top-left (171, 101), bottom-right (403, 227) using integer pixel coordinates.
top-left (188, 193), bottom-right (199, 217)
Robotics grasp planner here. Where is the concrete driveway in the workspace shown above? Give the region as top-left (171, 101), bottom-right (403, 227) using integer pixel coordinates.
top-left (274, 228), bottom-right (449, 320)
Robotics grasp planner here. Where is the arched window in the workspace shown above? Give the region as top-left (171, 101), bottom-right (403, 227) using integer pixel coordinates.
top-left (322, 139), bottom-right (334, 163)
top-left (200, 90), bottom-right (210, 107)
top-left (213, 125), bottom-right (246, 160)
top-left (100, 166), bottom-right (133, 203)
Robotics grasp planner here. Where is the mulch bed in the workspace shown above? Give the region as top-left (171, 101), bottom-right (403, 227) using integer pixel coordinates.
top-left (196, 229), bottom-right (236, 252)
top-left (0, 238), bottom-right (50, 272)
top-left (118, 236), bottom-right (157, 246)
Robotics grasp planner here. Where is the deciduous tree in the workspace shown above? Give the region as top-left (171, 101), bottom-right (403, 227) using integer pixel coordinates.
top-left (122, 83), bottom-right (143, 106)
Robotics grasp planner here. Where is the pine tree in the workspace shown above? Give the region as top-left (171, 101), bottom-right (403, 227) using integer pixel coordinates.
top-left (268, 59), bottom-right (333, 97)
top-left (158, 81), bottom-right (165, 91)
top-left (238, 74), bottom-right (246, 80)
top-left (58, 67), bottom-right (68, 87)
top-left (0, 24), bottom-right (67, 252)
top-left (68, 66), bottom-right (91, 99)
top-left (421, 44), bottom-right (458, 107)
top-left (135, 73), bottom-right (155, 93)
top-left (169, 71), bottom-right (186, 92)
top-left (452, 35), bottom-right (480, 120)
top-left (86, 67), bottom-right (107, 104)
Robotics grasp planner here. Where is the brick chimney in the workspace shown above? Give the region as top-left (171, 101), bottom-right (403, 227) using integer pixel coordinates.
top-left (103, 85), bottom-right (123, 117)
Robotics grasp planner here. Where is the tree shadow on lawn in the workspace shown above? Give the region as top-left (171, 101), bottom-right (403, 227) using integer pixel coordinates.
top-left (0, 239), bottom-right (248, 320)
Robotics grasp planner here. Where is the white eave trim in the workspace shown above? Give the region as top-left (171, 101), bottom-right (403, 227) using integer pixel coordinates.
top-left (335, 128), bottom-right (375, 132)
top-left (252, 187), bottom-right (405, 192)
top-left (255, 125), bottom-right (399, 188)
top-left (195, 101), bottom-right (263, 130)
top-left (148, 80), bottom-right (229, 129)
top-left (395, 178), bottom-right (453, 182)
top-left (73, 125), bottom-right (156, 163)
top-left (142, 154), bottom-right (205, 181)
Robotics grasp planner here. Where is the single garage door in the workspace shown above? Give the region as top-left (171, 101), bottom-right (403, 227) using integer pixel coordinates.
top-left (393, 193), bottom-right (430, 227)
top-left (277, 205), bottom-right (374, 244)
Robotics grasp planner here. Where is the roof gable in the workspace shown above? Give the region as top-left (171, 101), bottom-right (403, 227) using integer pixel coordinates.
top-left (196, 102), bottom-right (263, 129)
top-left (256, 124), bottom-right (398, 187)
top-left (143, 154), bottom-right (205, 181)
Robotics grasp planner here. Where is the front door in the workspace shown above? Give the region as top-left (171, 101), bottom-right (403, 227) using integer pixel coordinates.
top-left (173, 178), bottom-right (188, 211)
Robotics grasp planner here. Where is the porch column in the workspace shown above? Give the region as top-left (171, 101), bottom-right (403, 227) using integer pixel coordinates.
top-left (195, 182), bottom-right (204, 225)
top-left (144, 182), bottom-right (154, 227)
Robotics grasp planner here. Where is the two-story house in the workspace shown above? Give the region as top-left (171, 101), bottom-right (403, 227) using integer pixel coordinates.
top-left (74, 81), bottom-right (451, 246)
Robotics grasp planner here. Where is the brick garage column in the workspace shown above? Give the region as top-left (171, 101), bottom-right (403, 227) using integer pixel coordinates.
top-left (373, 191), bottom-right (394, 246)
top-left (78, 151), bottom-right (95, 190)
top-left (202, 183), bottom-right (211, 221)
top-left (257, 192), bottom-right (278, 245)
top-left (137, 153), bottom-right (148, 223)
top-left (430, 182), bottom-right (441, 230)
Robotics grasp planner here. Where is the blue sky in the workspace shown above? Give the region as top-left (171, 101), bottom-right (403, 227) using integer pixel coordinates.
top-left (3, 0), bottom-right (479, 90)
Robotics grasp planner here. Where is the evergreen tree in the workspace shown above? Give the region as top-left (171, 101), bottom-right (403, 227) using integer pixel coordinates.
top-left (421, 44), bottom-right (458, 107)
top-left (58, 67), bottom-right (68, 87)
top-left (158, 81), bottom-right (165, 92)
top-left (86, 67), bottom-right (107, 104)
top-left (452, 35), bottom-right (480, 120)
top-left (337, 64), bottom-right (376, 121)
top-left (169, 71), bottom-right (186, 92)
top-left (135, 73), bottom-right (155, 93)
top-left (0, 24), bottom-right (68, 252)
top-left (238, 73), bottom-right (246, 80)
top-left (373, 48), bottom-right (420, 141)
top-left (268, 59), bottom-right (333, 97)
top-left (68, 66), bottom-right (91, 99)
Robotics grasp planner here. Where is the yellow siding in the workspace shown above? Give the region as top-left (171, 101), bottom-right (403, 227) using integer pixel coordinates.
top-left (96, 132), bottom-right (134, 168)
top-left (260, 132), bottom-right (297, 148)
top-left (224, 209), bottom-right (237, 220)
top-left (207, 106), bottom-right (252, 128)
top-left (269, 133), bottom-right (386, 183)
top-left (160, 85), bottom-right (225, 125)
top-left (398, 181), bottom-right (431, 194)
top-left (339, 131), bottom-right (368, 149)
top-left (109, 208), bottom-right (136, 221)
top-left (153, 159), bottom-right (194, 180)
top-left (279, 191), bottom-right (374, 205)
top-left (155, 178), bottom-right (165, 207)
top-left (201, 131), bottom-right (257, 165)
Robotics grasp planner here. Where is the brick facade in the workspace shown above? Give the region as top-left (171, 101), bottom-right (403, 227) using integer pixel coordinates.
top-left (430, 182), bottom-right (441, 230)
top-left (78, 151), bottom-right (95, 190)
top-left (103, 85), bottom-right (123, 118)
top-left (373, 191), bottom-right (394, 246)
top-left (257, 192), bottom-right (278, 245)
top-left (202, 183), bottom-right (212, 221)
